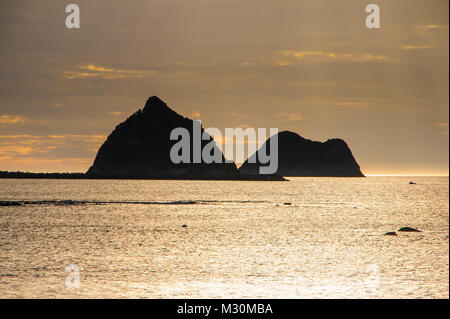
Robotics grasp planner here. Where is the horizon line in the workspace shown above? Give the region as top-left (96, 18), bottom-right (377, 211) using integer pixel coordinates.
top-left (1, 170), bottom-right (448, 178)
top-left (365, 174), bottom-right (449, 177)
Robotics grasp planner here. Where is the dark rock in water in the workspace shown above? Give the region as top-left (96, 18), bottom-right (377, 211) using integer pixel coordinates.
top-left (409, 181), bottom-right (416, 185)
top-left (239, 131), bottom-right (364, 177)
top-left (398, 227), bottom-right (421, 232)
top-left (0, 201), bottom-right (22, 206)
top-left (384, 232), bottom-right (397, 236)
top-left (55, 200), bottom-right (78, 206)
top-left (87, 96), bottom-right (241, 179)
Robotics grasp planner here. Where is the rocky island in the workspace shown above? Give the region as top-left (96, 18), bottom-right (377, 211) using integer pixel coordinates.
top-left (239, 131), bottom-right (364, 177)
top-left (86, 96), bottom-right (284, 180)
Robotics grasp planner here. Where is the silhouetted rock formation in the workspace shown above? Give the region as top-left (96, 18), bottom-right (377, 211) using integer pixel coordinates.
top-left (239, 131), bottom-right (364, 177)
top-left (398, 227), bottom-right (421, 232)
top-left (0, 171), bottom-right (86, 179)
top-left (0, 201), bottom-right (22, 207)
top-left (384, 232), bottom-right (397, 236)
top-left (86, 96), bottom-right (285, 180)
top-left (87, 96), bottom-right (241, 179)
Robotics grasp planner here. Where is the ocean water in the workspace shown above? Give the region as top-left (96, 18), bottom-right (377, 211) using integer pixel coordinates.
top-left (0, 176), bottom-right (448, 298)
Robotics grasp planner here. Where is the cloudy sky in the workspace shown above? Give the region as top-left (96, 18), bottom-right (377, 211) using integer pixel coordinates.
top-left (0, 0), bottom-right (448, 175)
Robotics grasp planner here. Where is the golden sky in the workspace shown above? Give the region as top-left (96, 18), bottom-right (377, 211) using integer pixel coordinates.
top-left (0, 0), bottom-right (448, 175)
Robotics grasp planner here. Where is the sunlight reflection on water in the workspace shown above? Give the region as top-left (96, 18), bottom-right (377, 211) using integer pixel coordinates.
top-left (0, 176), bottom-right (448, 298)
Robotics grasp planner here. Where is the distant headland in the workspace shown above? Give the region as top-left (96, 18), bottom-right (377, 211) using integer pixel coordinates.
top-left (1, 96), bottom-right (364, 180)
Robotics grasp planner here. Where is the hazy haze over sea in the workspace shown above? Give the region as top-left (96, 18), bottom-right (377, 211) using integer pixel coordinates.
top-left (0, 176), bottom-right (448, 298)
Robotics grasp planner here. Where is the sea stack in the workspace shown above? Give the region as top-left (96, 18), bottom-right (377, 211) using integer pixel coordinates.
top-left (87, 96), bottom-right (240, 179)
top-left (239, 131), bottom-right (364, 177)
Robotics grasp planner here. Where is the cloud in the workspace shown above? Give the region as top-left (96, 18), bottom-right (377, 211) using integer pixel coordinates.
top-left (414, 24), bottom-right (448, 35)
top-left (0, 134), bottom-right (106, 158)
top-left (275, 61), bottom-right (290, 66)
top-left (279, 50), bottom-right (386, 63)
top-left (63, 64), bottom-right (156, 80)
top-left (0, 115), bottom-right (26, 124)
top-left (335, 101), bottom-right (374, 107)
top-left (282, 51), bottom-right (338, 59)
top-left (402, 45), bottom-right (432, 51)
top-left (109, 111), bottom-right (123, 116)
top-left (276, 112), bottom-right (302, 122)
top-left (0, 146), bottom-right (34, 155)
top-left (435, 122), bottom-right (448, 135)
top-left (0, 156), bottom-right (91, 171)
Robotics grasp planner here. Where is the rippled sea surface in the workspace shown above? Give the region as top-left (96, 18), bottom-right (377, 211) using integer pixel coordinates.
top-left (0, 177), bottom-right (448, 298)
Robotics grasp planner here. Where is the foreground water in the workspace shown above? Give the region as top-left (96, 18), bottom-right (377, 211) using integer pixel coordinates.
top-left (0, 176), bottom-right (448, 298)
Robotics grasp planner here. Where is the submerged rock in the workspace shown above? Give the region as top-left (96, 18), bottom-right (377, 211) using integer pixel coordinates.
top-left (398, 227), bottom-right (421, 232)
top-left (239, 131), bottom-right (364, 177)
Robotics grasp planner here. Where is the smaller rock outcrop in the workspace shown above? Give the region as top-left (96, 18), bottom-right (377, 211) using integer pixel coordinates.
top-left (398, 227), bottom-right (421, 232)
top-left (239, 131), bottom-right (364, 177)
top-left (384, 231), bottom-right (397, 236)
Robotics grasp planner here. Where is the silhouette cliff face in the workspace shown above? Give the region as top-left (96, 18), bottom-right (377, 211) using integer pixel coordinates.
top-left (86, 96), bottom-right (239, 178)
top-left (239, 131), bottom-right (364, 177)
